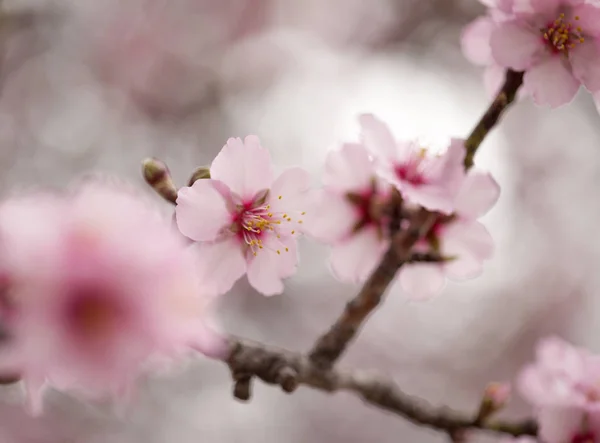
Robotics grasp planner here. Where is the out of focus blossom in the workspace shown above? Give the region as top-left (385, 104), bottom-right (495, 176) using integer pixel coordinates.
top-left (485, 0), bottom-right (600, 107)
top-left (175, 136), bottom-right (310, 296)
top-left (398, 170), bottom-right (499, 299)
top-left (358, 114), bottom-right (466, 214)
top-left (518, 336), bottom-right (600, 443)
top-left (303, 143), bottom-right (391, 283)
top-left (0, 183), bottom-right (221, 413)
top-left (77, 0), bottom-right (269, 116)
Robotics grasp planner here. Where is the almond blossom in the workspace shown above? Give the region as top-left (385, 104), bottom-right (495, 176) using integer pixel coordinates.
top-left (0, 183), bottom-right (222, 412)
top-left (358, 114), bottom-right (466, 215)
top-left (398, 169), bottom-right (500, 299)
top-left (518, 337), bottom-right (600, 443)
top-left (488, 0), bottom-right (600, 107)
top-left (175, 136), bottom-right (310, 296)
top-left (303, 143), bottom-right (391, 283)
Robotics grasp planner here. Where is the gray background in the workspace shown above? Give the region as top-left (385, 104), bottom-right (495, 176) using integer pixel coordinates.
top-left (0, 0), bottom-right (599, 442)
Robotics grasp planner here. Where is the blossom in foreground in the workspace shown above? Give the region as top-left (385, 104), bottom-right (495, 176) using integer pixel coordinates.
top-left (0, 183), bottom-right (221, 412)
top-left (358, 114), bottom-right (466, 214)
top-left (488, 0), bottom-right (600, 107)
top-left (398, 169), bottom-right (500, 299)
top-left (176, 136), bottom-right (310, 296)
top-left (303, 143), bottom-right (391, 283)
top-left (518, 336), bottom-right (600, 443)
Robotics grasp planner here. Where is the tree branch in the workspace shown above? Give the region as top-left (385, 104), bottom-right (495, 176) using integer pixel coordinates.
top-left (226, 336), bottom-right (538, 438)
top-left (307, 70), bottom-right (524, 370)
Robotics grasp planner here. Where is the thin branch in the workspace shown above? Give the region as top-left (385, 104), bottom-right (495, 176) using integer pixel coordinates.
top-left (226, 337), bottom-right (538, 438)
top-left (307, 70), bottom-right (524, 370)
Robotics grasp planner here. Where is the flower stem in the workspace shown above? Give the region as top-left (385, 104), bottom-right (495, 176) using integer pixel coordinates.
top-left (464, 70), bottom-right (524, 169)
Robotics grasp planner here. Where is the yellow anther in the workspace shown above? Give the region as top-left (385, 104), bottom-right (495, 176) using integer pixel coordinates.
top-left (278, 195), bottom-right (282, 200)
top-left (301, 211), bottom-right (306, 215)
top-left (291, 230), bottom-right (295, 234)
top-left (285, 247), bottom-right (289, 252)
top-left (276, 250), bottom-right (281, 254)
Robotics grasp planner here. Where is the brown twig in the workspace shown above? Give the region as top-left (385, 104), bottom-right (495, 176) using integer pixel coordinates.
top-left (226, 337), bottom-right (538, 438)
top-left (307, 70), bottom-right (524, 370)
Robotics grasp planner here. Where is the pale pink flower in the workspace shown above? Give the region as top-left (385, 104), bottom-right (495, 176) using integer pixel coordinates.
top-left (358, 114), bottom-right (466, 215)
top-left (518, 337), bottom-right (600, 443)
top-left (398, 170), bottom-right (499, 299)
top-left (176, 136), bottom-right (310, 296)
top-left (0, 184), bottom-right (221, 412)
top-left (303, 143), bottom-right (391, 283)
top-left (489, 0), bottom-right (600, 107)
top-left (484, 381), bottom-right (512, 408)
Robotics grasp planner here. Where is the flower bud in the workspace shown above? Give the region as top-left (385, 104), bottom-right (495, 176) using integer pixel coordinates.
top-left (187, 166), bottom-right (211, 186)
top-left (475, 382), bottom-right (511, 423)
top-left (142, 158), bottom-right (178, 204)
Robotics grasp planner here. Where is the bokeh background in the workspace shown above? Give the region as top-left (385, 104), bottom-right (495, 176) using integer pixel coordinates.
top-left (0, 0), bottom-right (600, 442)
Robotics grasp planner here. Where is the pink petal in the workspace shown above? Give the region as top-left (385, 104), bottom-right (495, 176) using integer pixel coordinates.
top-left (529, 0), bottom-right (561, 15)
top-left (524, 56), bottom-right (580, 107)
top-left (404, 139), bottom-right (465, 214)
top-left (570, 4), bottom-right (600, 37)
top-left (454, 170), bottom-right (500, 219)
top-left (192, 238), bottom-right (247, 296)
top-left (538, 406), bottom-right (584, 443)
top-left (518, 365), bottom-right (551, 405)
top-left (570, 40), bottom-right (600, 92)
top-left (443, 220), bottom-right (494, 280)
top-left (210, 136), bottom-right (274, 201)
top-left (268, 167), bottom-right (311, 214)
top-left (398, 263), bottom-right (446, 300)
top-left (175, 180), bottom-right (230, 242)
top-left (329, 227), bottom-right (388, 284)
top-left (302, 190), bottom-right (357, 243)
top-left (490, 21), bottom-right (543, 70)
top-left (484, 64), bottom-right (506, 97)
top-left (247, 235), bottom-right (298, 296)
top-left (358, 114), bottom-right (397, 159)
top-left (324, 143), bottom-right (375, 192)
top-left (461, 17), bottom-right (495, 66)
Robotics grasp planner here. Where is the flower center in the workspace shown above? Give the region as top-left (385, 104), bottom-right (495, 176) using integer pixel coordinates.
top-left (66, 291), bottom-right (121, 339)
top-left (542, 13), bottom-right (584, 54)
top-left (572, 431), bottom-right (595, 443)
top-left (394, 147), bottom-right (429, 186)
top-left (235, 195), bottom-right (305, 256)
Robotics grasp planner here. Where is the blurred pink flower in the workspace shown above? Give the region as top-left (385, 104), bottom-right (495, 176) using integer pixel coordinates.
top-left (489, 0), bottom-right (600, 107)
top-left (518, 337), bottom-right (600, 443)
top-left (359, 114), bottom-right (466, 215)
top-left (484, 381), bottom-right (512, 407)
top-left (303, 143), bottom-right (391, 283)
top-left (176, 136), bottom-right (310, 296)
top-left (398, 170), bottom-right (499, 299)
top-left (0, 183), bottom-right (222, 413)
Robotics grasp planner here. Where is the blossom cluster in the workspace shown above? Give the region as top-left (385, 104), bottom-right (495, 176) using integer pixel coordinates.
top-left (174, 116), bottom-right (500, 300)
top-left (462, 0), bottom-right (600, 107)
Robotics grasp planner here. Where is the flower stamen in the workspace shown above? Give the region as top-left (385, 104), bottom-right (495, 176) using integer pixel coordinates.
top-left (542, 13), bottom-right (584, 54)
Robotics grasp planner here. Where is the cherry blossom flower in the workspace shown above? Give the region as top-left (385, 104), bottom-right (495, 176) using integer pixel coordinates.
top-left (398, 169), bottom-right (500, 299)
top-left (358, 114), bottom-right (466, 215)
top-left (518, 337), bottom-right (600, 443)
top-left (175, 136), bottom-right (310, 296)
top-left (0, 183), bottom-right (222, 412)
top-left (489, 0), bottom-right (600, 107)
top-left (303, 143), bottom-right (391, 283)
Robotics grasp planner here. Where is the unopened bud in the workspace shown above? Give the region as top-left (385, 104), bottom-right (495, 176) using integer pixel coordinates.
top-left (188, 167), bottom-right (211, 186)
top-left (475, 382), bottom-right (511, 424)
top-left (142, 158), bottom-right (178, 204)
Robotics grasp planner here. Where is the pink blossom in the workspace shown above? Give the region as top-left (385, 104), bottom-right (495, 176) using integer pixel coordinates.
top-left (518, 337), bottom-right (600, 443)
top-left (302, 143), bottom-right (391, 283)
top-left (489, 0), bottom-right (600, 107)
top-left (484, 381), bottom-right (512, 407)
top-left (398, 169), bottom-right (500, 299)
top-left (358, 114), bottom-right (466, 215)
top-left (175, 136), bottom-right (310, 296)
top-left (0, 183), bottom-right (222, 412)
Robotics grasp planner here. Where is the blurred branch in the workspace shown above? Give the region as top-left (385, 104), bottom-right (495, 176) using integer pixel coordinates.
top-left (307, 70), bottom-right (524, 370)
top-left (226, 336), bottom-right (538, 438)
